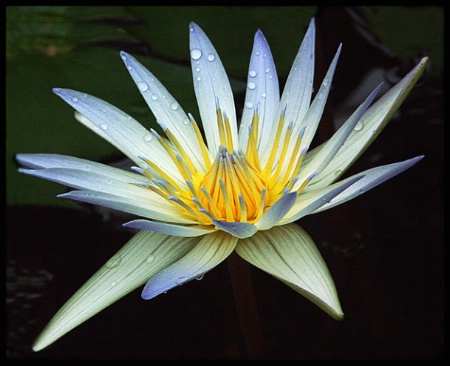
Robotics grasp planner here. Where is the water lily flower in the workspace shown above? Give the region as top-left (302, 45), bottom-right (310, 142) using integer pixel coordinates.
top-left (17, 18), bottom-right (427, 352)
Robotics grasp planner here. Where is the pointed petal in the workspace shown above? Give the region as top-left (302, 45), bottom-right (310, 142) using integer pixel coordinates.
top-left (280, 175), bottom-right (364, 225)
top-left (236, 223), bottom-right (343, 320)
top-left (303, 57), bottom-right (429, 189)
top-left (17, 161), bottom-right (188, 222)
top-left (59, 190), bottom-right (196, 224)
top-left (53, 88), bottom-right (182, 183)
top-left (239, 29), bottom-right (280, 154)
top-left (189, 22), bottom-right (238, 153)
top-left (120, 51), bottom-right (205, 172)
top-left (312, 156), bottom-right (424, 213)
top-left (123, 219), bottom-right (216, 237)
top-left (213, 220), bottom-right (257, 239)
top-left (288, 44), bottom-right (341, 162)
top-left (16, 153), bottom-right (138, 181)
top-left (295, 83), bottom-right (381, 190)
top-left (32, 230), bottom-right (200, 352)
top-left (142, 231), bottom-right (237, 299)
top-left (255, 192), bottom-right (297, 231)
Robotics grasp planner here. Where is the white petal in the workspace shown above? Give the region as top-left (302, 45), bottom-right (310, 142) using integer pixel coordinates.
top-left (239, 29), bottom-right (280, 155)
top-left (288, 44), bottom-right (341, 163)
top-left (213, 220), bottom-right (258, 239)
top-left (255, 192), bottom-right (297, 231)
top-left (59, 190), bottom-right (196, 224)
top-left (141, 230), bottom-right (237, 299)
top-left (295, 84), bottom-right (380, 190)
top-left (236, 223), bottom-right (343, 320)
top-left (53, 88), bottom-right (183, 184)
top-left (32, 230), bottom-right (200, 351)
top-left (120, 51), bottom-right (205, 172)
top-left (123, 219), bottom-right (216, 237)
top-left (189, 22), bottom-right (238, 153)
top-left (312, 156), bottom-right (424, 213)
top-left (280, 175), bottom-right (364, 225)
top-left (303, 57), bottom-right (429, 189)
top-left (261, 18), bottom-right (315, 167)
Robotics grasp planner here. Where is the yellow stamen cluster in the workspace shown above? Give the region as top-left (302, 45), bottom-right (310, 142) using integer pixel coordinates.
top-left (137, 102), bottom-right (308, 225)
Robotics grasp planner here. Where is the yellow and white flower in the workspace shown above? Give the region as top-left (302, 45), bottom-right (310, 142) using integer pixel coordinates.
top-left (17, 19), bottom-right (427, 351)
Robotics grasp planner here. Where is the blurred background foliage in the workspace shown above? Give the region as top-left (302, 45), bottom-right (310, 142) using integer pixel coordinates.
top-left (6, 6), bottom-right (443, 207)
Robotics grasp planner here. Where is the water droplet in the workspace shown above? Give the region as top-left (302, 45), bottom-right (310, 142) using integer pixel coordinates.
top-left (354, 121), bottom-right (364, 131)
top-left (261, 92), bottom-right (267, 98)
top-left (322, 78), bottom-right (329, 86)
top-left (247, 82), bottom-right (256, 90)
top-left (207, 53), bottom-right (215, 61)
top-left (176, 276), bottom-right (187, 285)
top-left (144, 133), bottom-right (153, 142)
top-left (256, 51), bottom-right (260, 56)
top-left (245, 101), bottom-right (254, 109)
top-left (265, 68), bottom-right (270, 74)
top-left (196, 76), bottom-right (202, 82)
top-left (248, 70), bottom-right (257, 78)
top-left (183, 119), bottom-right (190, 125)
top-left (151, 94), bottom-right (158, 101)
top-left (111, 281), bottom-right (117, 287)
top-left (146, 255), bottom-right (155, 263)
top-left (137, 81), bottom-right (149, 92)
top-left (71, 97), bottom-right (78, 103)
top-left (195, 67), bottom-right (200, 72)
top-left (317, 93), bottom-right (323, 100)
top-left (99, 123), bottom-right (108, 130)
top-left (82, 94), bottom-right (87, 98)
top-left (170, 102), bottom-right (179, 110)
top-left (84, 164), bottom-right (91, 171)
top-left (190, 48), bottom-right (202, 60)
top-left (127, 65), bottom-right (133, 71)
top-left (105, 257), bottom-right (122, 269)
top-left (195, 274), bottom-right (204, 281)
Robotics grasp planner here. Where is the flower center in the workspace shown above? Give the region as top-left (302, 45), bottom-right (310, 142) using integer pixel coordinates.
top-left (136, 101), bottom-right (310, 226)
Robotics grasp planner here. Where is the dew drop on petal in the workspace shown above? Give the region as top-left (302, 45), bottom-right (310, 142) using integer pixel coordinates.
top-left (146, 255), bottom-right (155, 263)
top-left (176, 276), bottom-right (187, 285)
top-left (144, 133), bottom-right (153, 142)
top-left (354, 121), bottom-right (364, 131)
top-left (207, 53), bottom-right (215, 61)
top-left (265, 68), bottom-right (270, 74)
top-left (105, 257), bottom-right (122, 269)
top-left (151, 94), bottom-right (158, 101)
top-left (84, 164), bottom-right (91, 171)
top-left (195, 274), bottom-right (204, 281)
top-left (170, 102), bottom-right (179, 111)
top-left (245, 101), bottom-right (254, 109)
top-left (190, 48), bottom-right (202, 60)
top-left (137, 81), bottom-right (149, 93)
top-left (196, 76), bottom-right (202, 82)
top-left (111, 281), bottom-right (117, 287)
top-left (195, 67), bottom-right (200, 72)
top-left (99, 123), bottom-right (108, 130)
top-left (261, 92), bottom-right (267, 98)
top-left (71, 97), bottom-right (78, 103)
top-left (247, 82), bottom-right (256, 90)
top-left (183, 118), bottom-right (190, 125)
top-left (248, 70), bottom-right (257, 78)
